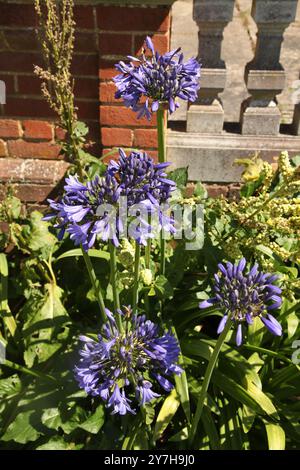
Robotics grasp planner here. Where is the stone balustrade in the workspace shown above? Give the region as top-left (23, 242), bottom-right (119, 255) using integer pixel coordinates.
top-left (168, 0), bottom-right (300, 183)
top-left (185, 0), bottom-right (299, 136)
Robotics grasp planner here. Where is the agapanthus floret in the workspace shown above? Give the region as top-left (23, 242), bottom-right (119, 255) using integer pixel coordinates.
top-left (107, 148), bottom-right (176, 205)
top-left (114, 36), bottom-right (201, 119)
top-left (199, 258), bottom-right (282, 346)
top-left (74, 307), bottom-right (182, 415)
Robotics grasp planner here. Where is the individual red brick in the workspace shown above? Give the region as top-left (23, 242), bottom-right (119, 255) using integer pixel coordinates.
top-left (74, 6), bottom-right (95, 29)
top-left (205, 184), bottom-right (229, 198)
top-left (100, 106), bottom-right (157, 128)
top-left (0, 119), bottom-right (22, 138)
top-left (0, 52), bottom-right (42, 73)
top-left (101, 127), bottom-right (133, 147)
top-left (100, 82), bottom-right (118, 103)
top-left (23, 120), bottom-right (53, 141)
top-left (72, 54), bottom-right (98, 77)
top-left (7, 184), bottom-right (55, 203)
top-left (0, 158), bottom-right (69, 184)
top-left (18, 184), bottom-right (54, 202)
top-left (97, 6), bottom-right (170, 33)
top-left (134, 129), bottom-right (158, 148)
top-left (0, 5), bottom-right (37, 27)
top-left (134, 33), bottom-right (169, 56)
top-left (17, 75), bottom-right (42, 95)
top-left (76, 100), bottom-right (99, 121)
top-left (3, 98), bottom-right (56, 118)
top-left (3, 30), bottom-right (39, 51)
top-left (75, 32), bottom-right (98, 53)
top-left (55, 126), bottom-right (67, 141)
top-left (99, 59), bottom-right (118, 80)
top-left (74, 77), bottom-right (99, 100)
top-left (100, 33), bottom-right (132, 56)
top-left (7, 140), bottom-right (61, 160)
top-left (0, 139), bottom-right (7, 157)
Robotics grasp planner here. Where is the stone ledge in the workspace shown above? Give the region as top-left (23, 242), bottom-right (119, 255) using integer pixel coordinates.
top-left (3, 0), bottom-right (176, 5)
top-left (167, 129), bottom-right (300, 183)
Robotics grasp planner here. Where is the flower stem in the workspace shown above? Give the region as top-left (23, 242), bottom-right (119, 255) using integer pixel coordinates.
top-left (188, 318), bottom-right (232, 447)
top-left (2, 359), bottom-right (56, 383)
top-left (157, 106), bottom-right (167, 276)
top-left (132, 242), bottom-right (141, 313)
top-left (109, 242), bottom-right (120, 311)
top-left (157, 107), bottom-right (166, 164)
top-left (81, 246), bottom-right (107, 324)
top-left (144, 240), bottom-right (151, 315)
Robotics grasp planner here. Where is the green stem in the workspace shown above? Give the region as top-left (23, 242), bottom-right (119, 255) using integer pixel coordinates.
top-left (132, 242), bottom-right (141, 314)
top-left (109, 242), bottom-right (120, 311)
top-left (81, 246), bottom-right (106, 324)
top-left (109, 242), bottom-right (123, 332)
top-left (145, 239), bottom-right (151, 269)
top-left (188, 318), bottom-right (232, 447)
top-left (160, 235), bottom-right (166, 276)
top-left (144, 240), bottom-right (151, 315)
top-left (157, 106), bottom-right (167, 276)
top-left (157, 107), bottom-right (166, 164)
top-left (2, 359), bottom-right (56, 383)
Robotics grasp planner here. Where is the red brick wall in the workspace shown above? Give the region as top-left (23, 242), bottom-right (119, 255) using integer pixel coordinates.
top-left (0, 2), bottom-right (171, 204)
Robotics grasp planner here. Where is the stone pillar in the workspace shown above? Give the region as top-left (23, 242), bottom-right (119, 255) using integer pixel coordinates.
top-left (242, 0), bottom-right (298, 136)
top-left (187, 0), bottom-right (235, 134)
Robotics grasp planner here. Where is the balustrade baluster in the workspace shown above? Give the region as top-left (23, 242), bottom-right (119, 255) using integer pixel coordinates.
top-left (187, 0), bottom-right (235, 134)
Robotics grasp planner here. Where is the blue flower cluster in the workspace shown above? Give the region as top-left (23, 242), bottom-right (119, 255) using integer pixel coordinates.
top-left (114, 36), bottom-right (201, 119)
top-left (44, 149), bottom-right (176, 250)
top-left (75, 307), bottom-right (182, 415)
top-left (199, 258), bottom-right (282, 346)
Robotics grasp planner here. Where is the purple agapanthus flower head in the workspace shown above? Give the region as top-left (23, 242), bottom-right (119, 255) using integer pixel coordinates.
top-left (114, 36), bottom-right (201, 120)
top-left (107, 148), bottom-right (176, 205)
top-left (74, 307), bottom-right (182, 415)
top-left (43, 174), bottom-right (123, 250)
top-left (199, 258), bottom-right (282, 346)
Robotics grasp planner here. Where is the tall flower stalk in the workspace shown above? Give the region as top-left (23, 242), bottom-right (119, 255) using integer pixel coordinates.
top-left (81, 247), bottom-right (107, 324)
top-left (114, 36), bottom-right (200, 279)
top-left (189, 258), bottom-right (283, 445)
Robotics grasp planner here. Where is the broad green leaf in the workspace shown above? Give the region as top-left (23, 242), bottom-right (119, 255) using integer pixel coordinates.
top-left (37, 437), bottom-right (82, 450)
top-left (247, 316), bottom-right (264, 346)
top-left (154, 388), bottom-right (180, 441)
top-left (245, 378), bottom-right (278, 419)
top-left (219, 399), bottom-right (244, 450)
top-left (41, 407), bottom-right (61, 431)
top-left (25, 211), bottom-right (57, 258)
top-left (1, 410), bottom-right (41, 444)
top-left (168, 167), bottom-right (188, 188)
top-left (154, 275), bottom-right (173, 300)
top-left (202, 406), bottom-right (220, 450)
top-left (265, 423), bottom-right (285, 450)
top-left (169, 427), bottom-right (188, 442)
top-left (286, 312), bottom-right (299, 339)
top-left (194, 182), bottom-right (208, 199)
top-left (172, 327), bottom-right (190, 422)
top-left (22, 283), bottom-right (70, 367)
top-left (239, 405), bottom-right (256, 434)
top-left (56, 248), bottom-right (110, 262)
top-left (79, 404), bottom-right (105, 434)
top-left (212, 372), bottom-right (265, 414)
top-left (133, 432), bottom-right (149, 450)
top-left (0, 253), bottom-right (17, 337)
